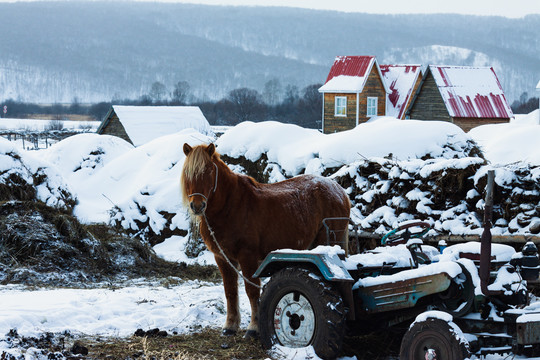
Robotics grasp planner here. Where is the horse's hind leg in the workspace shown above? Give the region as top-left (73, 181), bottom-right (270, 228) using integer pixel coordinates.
top-left (215, 255), bottom-right (240, 335)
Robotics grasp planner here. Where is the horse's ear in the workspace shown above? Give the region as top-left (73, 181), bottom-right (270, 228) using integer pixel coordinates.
top-left (206, 143), bottom-right (215, 157)
top-left (183, 143), bottom-right (192, 156)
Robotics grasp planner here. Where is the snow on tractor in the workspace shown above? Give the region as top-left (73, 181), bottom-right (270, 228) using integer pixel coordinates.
top-left (253, 170), bottom-right (540, 359)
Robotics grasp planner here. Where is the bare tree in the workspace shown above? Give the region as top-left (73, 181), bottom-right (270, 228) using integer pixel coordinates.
top-left (171, 81), bottom-right (191, 105)
top-left (227, 88), bottom-right (265, 123)
top-left (263, 78), bottom-right (282, 106)
top-left (283, 84), bottom-right (299, 105)
top-left (298, 83), bottom-right (323, 129)
top-left (149, 81), bottom-right (167, 103)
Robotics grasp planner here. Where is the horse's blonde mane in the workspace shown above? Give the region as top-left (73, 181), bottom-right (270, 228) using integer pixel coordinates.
top-left (181, 145), bottom-right (220, 207)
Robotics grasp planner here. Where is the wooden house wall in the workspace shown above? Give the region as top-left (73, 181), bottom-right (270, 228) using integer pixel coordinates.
top-left (359, 66), bottom-right (387, 123)
top-left (408, 73), bottom-right (452, 122)
top-left (99, 112), bottom-right (133, 145)
top-left (453, 117), bottom-right (509, 132)
top-left (323, 66), bottom-right (387, 134)
top-left (323, 93), bottom-right (357, 133)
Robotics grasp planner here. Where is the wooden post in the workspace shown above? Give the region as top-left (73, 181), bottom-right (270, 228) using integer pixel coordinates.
top-left (480, 170), bottom-right (502, 296)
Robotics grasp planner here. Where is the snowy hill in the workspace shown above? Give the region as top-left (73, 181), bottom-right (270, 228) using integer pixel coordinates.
top-left (0, 2), bottom-right (538, 103)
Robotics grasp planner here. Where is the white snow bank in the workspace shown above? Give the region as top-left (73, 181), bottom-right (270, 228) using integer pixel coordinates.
top-left (42, 128), bottom-right (212, 225)
top-left (469, 110), bottom-right (540, 165)
top-left (40, 133), bottom-right (134, 178)
top-left (513, 109), bottom-right (539, 126)
top-left (216, 118), bottom-right (476, 177)
top-left (153, 235), bottom-right (216, 265)
top-left (0, 137), bottom-right (73, 209)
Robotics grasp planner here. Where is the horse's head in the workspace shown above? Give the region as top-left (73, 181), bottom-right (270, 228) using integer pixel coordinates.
top-left (181, 143), bottom-right (219, 216)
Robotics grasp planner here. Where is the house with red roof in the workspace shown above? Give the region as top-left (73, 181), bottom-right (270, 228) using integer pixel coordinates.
top-left (318, 56), bottom-right (390, 134)
top-left (380, 64), bottom-right (422, 119)
top-left (405, 65), bottom-right (513, 132)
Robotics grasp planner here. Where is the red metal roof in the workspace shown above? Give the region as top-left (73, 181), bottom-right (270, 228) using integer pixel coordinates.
top-left (380, 64), bottom-right (421, 119)
top-left (319, 56), bottom-right (390, 93)
top-left (324, 56), bottom-right (375, 83)
top-left (430, 65), bottom-right (513, 119)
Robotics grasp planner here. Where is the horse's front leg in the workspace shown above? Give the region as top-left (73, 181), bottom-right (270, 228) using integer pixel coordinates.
top-left (239, 258), bottom-right (261, 339)
top-left (215, 255), bottom-right (240, 335)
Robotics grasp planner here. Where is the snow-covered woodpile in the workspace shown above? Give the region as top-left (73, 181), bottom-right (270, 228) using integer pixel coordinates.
top-left (225, 152), bottom-right (539, 238)
top-left (0, 116), bottom-right (538, 251)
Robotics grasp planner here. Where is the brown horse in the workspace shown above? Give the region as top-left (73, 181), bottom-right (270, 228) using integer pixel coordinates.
top-left (181, 143), bottom-right (350, 337)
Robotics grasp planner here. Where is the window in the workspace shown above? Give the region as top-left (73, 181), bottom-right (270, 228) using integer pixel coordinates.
top-left (335, 96), bottom-right (347, 116)
top-left (367, 97), bottom-right (378, 117)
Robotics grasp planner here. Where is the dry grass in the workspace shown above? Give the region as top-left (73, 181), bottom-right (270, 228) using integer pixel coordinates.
top-left (84, 328), bottom-right (269, 360)
top-left (79, 328), bottom-right (401, 360)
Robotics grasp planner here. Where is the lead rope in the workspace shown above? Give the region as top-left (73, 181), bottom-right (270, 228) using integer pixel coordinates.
top-left (201, 211), bottom-right (262, 290)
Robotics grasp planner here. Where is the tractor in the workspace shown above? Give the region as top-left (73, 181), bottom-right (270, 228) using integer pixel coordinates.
top-left (253, 170), bottom-right (540, 359)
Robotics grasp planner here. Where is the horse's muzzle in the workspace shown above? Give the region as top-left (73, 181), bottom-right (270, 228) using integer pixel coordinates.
top-left (190, 200), bottom-right (207, 215)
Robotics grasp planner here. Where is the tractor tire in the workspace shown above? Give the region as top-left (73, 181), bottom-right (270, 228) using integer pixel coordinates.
top-left (436, 263), bottom-right (475, 317)
top-left (400, 317), bottom-right (470, 360)
top-left (258, 267), bottom-right (346, 360)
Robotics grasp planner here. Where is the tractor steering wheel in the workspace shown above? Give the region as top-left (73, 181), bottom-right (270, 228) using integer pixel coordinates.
top-left (381, 221), bottom-right (431, 246)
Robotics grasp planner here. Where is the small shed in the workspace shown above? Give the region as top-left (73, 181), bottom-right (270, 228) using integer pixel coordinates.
top-left (318, 56), bottom-right (390, 134)
top-left (97, 106), bottom-right (213, 146)
top-left (380, 64), bottom-right (422, 119)
top-left (406, 65), bottom-right (513, 132)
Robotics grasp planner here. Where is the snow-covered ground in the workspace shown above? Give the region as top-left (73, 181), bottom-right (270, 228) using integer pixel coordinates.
top-left (0, 118), bottom-right (100, 150)
top-left (0, 112), bottom-right (539, 359)
top-left (0, 118), bottom-right (99, 132)
top-left (470, 109), bottom-right (540, 165)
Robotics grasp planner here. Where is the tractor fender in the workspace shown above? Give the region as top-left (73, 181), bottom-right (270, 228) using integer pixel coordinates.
top-left (253, 251), bottom-right (354, 282)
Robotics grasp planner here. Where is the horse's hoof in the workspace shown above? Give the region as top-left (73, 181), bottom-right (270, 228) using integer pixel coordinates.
top-left (221, 328), bottom-right (237, 336)
top-left (244, 330), bottom-right (259, 340)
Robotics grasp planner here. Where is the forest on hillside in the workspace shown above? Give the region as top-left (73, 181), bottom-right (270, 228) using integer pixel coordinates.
top-left (0, 2), bottom-right (539, 104)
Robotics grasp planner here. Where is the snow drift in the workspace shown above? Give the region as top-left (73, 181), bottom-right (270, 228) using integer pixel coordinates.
top-left (0, 115), bottom-right (538, 249)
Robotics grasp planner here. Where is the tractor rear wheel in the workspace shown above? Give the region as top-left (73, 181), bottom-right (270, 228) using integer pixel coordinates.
top-left (400, 317), bottom-right (469, 360)
top-left (436, 263), bottom-right (474, 317)
top-left (258, 267), bottom-right (346, 360)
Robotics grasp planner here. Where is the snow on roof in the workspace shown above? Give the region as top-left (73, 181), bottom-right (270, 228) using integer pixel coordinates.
top-left (109, 106), bottom-right (212, 146)
top-left (380, 64), bottom-right (421, 119)
top-left (429, 65), bottom-right (513, 119)
top-left (319, 56), bottom-right (390, 93)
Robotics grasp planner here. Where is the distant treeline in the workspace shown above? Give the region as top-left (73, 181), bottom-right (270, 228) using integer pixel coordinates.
top-left (511, 92), bottom-right (539, 115)
top-left (1, 86), bottom-right (537, 129)
top-left (0, 81), bottom-right (324, 129)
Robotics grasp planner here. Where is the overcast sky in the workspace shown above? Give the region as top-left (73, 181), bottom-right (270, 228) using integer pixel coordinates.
top-left (1, 0), bottom-right (540, 18)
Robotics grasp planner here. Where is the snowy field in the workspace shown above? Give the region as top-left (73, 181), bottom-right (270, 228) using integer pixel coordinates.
top-left (0, 112), bottom-right (539, 359)
top-left (0, 118), bottom-right (100, 150)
